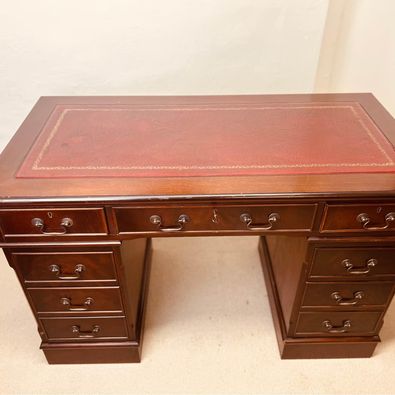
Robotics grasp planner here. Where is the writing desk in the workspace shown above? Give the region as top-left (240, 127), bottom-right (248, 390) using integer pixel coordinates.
top-left (1, 94), bottom-right (395, 363)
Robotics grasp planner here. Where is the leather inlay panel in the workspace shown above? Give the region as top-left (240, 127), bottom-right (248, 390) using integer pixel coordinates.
top-left (17, 102), bottom-right (395, 178)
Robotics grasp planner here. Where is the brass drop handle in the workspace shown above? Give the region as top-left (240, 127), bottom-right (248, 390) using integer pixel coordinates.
top-left (49, 264), bottom-right (85, 280)
top-left (71, 325), bottom-right (100, 338)
top-left (322, 320), bottom-right (351, 333)
top-left (240, 212), bottom-right (280, 231)
top-left (356, 212), bottom-right (395, 231)
top-left (150, 214), bottom-right (190, 232)
top-left (342, 258), bottom-right (377, 275)
top-left (32, 217), bottom-right (73, 235)
top-left (61, 297), bottom-right (94, 311)
top-left (331, 291), bottom-right (364, 306)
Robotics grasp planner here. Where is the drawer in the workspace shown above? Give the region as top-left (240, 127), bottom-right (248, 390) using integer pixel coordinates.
top-left (114, 204), bottom-right (317, 233)
top-left (28, 287), bottom-right (123, 315)
top-left (295, 311), bottom-right (382, 336)
top-left (321, 204), bottom-right (395, 233)
top-left (0, 208), bottom-right (108, 238)
top-left (11, 250), bottom-right (118, 285)
top-left (40, 316), bottom-right (128, 341)
top-left (302, 282), bottom-right (394, 308)
top-left (309, 247), bottom-right (395, 279)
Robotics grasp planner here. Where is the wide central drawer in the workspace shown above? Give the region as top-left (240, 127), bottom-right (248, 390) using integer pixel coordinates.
top-left (114, 204), bottom-right (317, 233)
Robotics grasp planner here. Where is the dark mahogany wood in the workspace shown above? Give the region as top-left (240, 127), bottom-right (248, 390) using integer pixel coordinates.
top-left (38, 239), bottom-right (152, 363)
top-left (309, 246), bottom-right (395, 279)
top-left (301, 282), bottom-right (394, 308)
top-left (9, 249), bottom-right (118, 285)
top-left (0, 94), bottom-right (394, 363)
top-left (0, 208), bottom-right (108, 238)
top-left (27, 286), bottom-right (124, 315)
top-left (259, 236), bottom-right (381, 358)
top-left (294, 311), bottom-right (383, 336)
top-left (0, 94), bottom-right (395, 199)
top-left (264, 235), bottom-right (308, 331)
top-left (41, 341), bottom-right (142, 364)
top-left (321, 203), bottom-right (395, 233)
top-left (41, 316), bottom-right (129, 341)
top-left (114, 203), bottom-right (317, 234)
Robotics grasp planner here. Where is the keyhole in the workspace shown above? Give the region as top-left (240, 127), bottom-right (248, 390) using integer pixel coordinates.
top-left (377, 207), bottom-right (382, 214)
top-left (212, 209), bottom-right (219, 224)
top-left (47, 212), bottom-right (53, 219)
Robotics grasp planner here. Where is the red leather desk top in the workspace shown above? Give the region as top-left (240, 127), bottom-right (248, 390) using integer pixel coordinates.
top-left (16, 101), bottom-right (395, 179)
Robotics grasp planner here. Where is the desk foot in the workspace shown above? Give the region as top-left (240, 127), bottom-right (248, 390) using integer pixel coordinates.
top-left (41, 341), bottom-right (143, 364)
top-left (258, 237), bottom-right (379, 359)
top-left (275, 337), bottom-right (379, 359)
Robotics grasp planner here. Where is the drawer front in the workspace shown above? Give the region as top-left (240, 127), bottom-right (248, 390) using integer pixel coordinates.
top-left (309, 247), bottom-right (395, 279)
top-left (114, 204), bottom-right (317, 233)
top-left (0, 208), bottom-right (108, 237)
top-left (295, 311), bottom-right (382, 336)
top-left (41, 316), bottom-right (128, 341)
top-left (28, 287), bottom-right (123, 314)
top-left (12, 251), bottom-right (118, 285)
top-left (302, 282), bottom-right (394, 308)
top-left (321, 204), bottom-right (395, 233)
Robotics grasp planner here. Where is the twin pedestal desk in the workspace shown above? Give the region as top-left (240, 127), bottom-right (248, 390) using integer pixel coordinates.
top-left (1, 94), bottom-right (395, 363)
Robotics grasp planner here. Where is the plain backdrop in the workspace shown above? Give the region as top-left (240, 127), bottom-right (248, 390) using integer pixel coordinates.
top-left (0, 1), bottom-right (395, 394)
top-left (1, 0), bottom-right (394, 151)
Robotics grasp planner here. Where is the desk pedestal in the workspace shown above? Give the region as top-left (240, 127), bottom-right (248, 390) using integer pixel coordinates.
top-left (259, 237), bottom-right (381, 359)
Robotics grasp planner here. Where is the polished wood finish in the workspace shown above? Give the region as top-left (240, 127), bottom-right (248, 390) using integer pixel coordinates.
top-left (41, 316), bottom-right (129, 341)
top-left (39, 239), bottom-right (152, 363)
top-left (265, 235), bottom-right (308, 330)
top-left (41, 341), bottom-right (142, 364)
top-left (301, 282), bottom-right (394, 308)
top-left (259, 237), bottom-right (381, 358)
top-left (321, 204), bottom-right (395, 233)
top-left (4, 239), bottom-right (151, 363)
top-left (0, 208), bottom-right (108, 238)
top-left (1, 94), bottom-right (395, 199)
top-left (307, 237), bottom-right (395, 280)
top-left (295, 311), bottom-right (383, 336)
top-left (1, 94), bottom-right (395, 363)
top-left (10, 249), bottom-right (118, 285)
top-left (27, 286), bottom-right (124, 315)
top-left (120, 238), bottom-right (151, 335)
top-left (114, 204), bottom-right (317, 234)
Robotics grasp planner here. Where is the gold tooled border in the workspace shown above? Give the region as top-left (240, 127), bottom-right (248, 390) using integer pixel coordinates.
top-left (30, 104), bottom-right (395, 172)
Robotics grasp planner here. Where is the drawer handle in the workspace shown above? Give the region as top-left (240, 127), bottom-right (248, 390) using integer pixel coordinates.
top-left (60, 297), bottom-right (94, 311)
top-left (32, 217), bottom-right (73, 235)
top-left (71, 325), bottom-right (100, 338)
top-left (331, 291), bottom-right (364, 306)
top-left (322, 319), bottom-right (351, 333)
top-left (240, 213), bottom-right (280, 231)
top-left (49, 263), bottom-right (85, 280)
top-left (356, 212), bottom-right (395, 231)
top-left (342, 258), bottom-right (377, 275)
top-left (149, 214), bottom-right (190, 232)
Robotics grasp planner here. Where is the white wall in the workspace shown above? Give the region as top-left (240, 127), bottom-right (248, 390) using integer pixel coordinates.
top-left (315, 0), bottom-right (395, 115)
top-left (0, 0), bottom-right (329, 150)
top-left (1, 0), bottom-right (394, 154)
